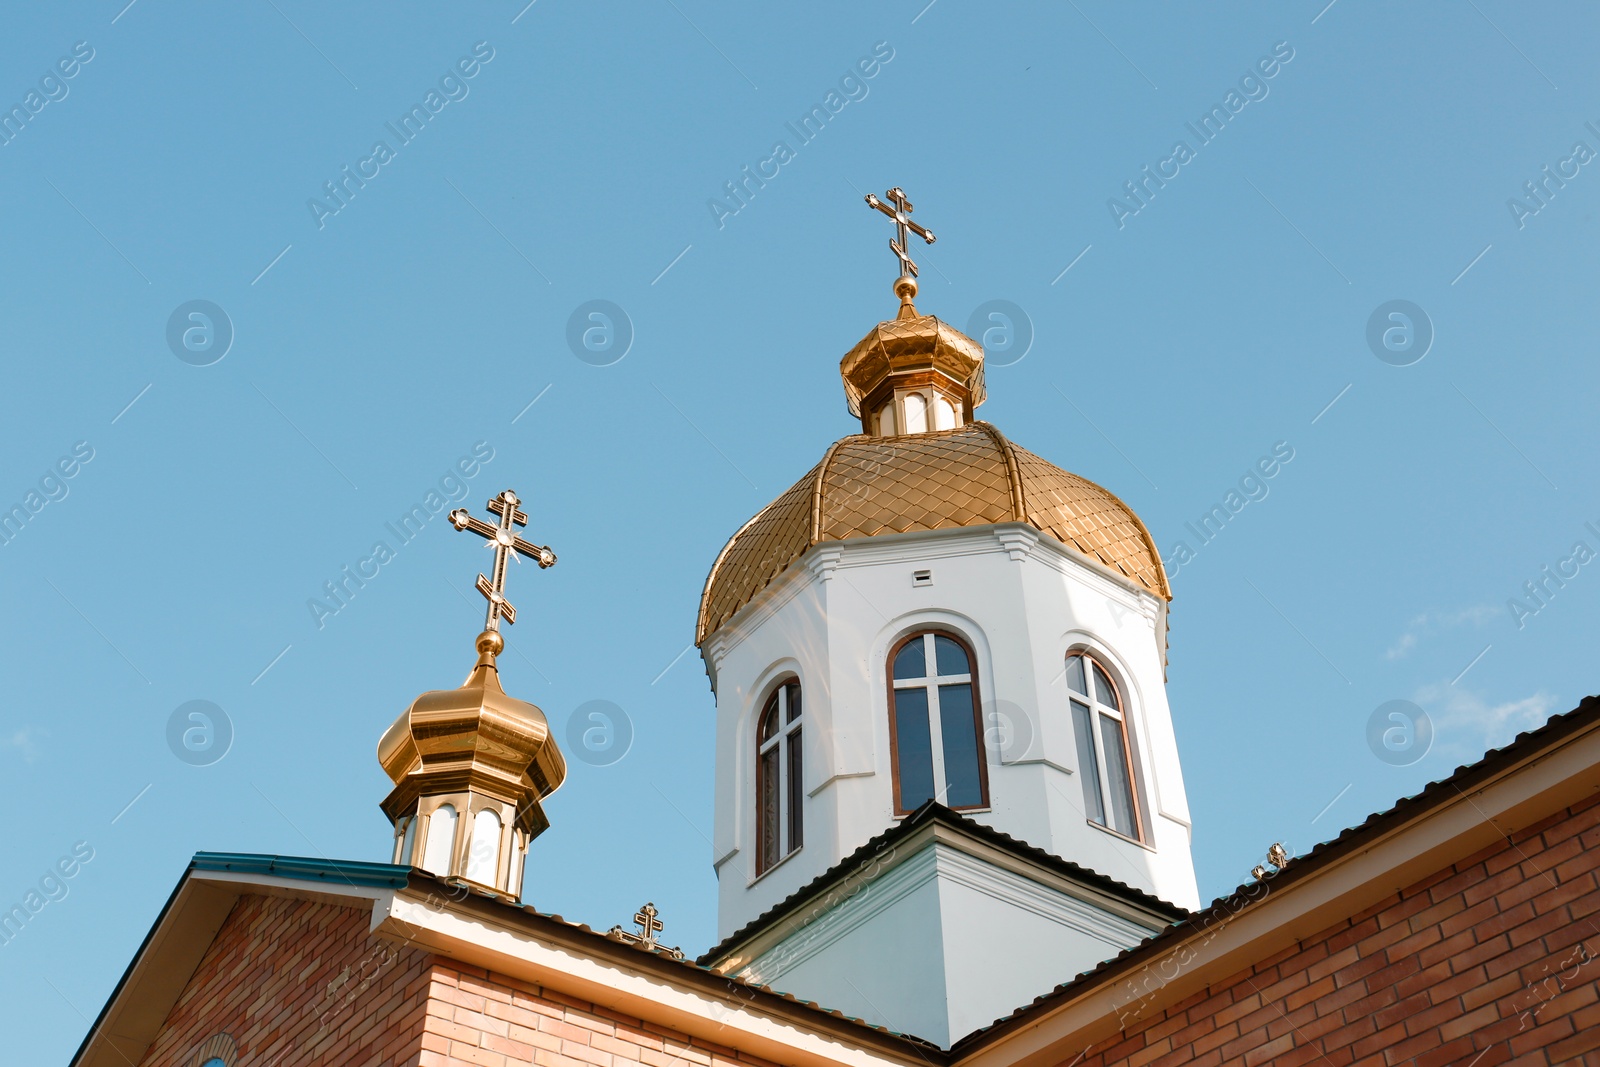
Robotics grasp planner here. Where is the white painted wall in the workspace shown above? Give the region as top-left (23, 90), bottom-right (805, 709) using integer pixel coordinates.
top-left (737, 839), bottom-right (1165, 1047)
top-left (703, 522), bottom-right (1200, 944)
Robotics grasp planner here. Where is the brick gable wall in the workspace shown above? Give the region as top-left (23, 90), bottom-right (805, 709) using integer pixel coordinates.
top-left (136, 895), bottom-right (802, 1067)
top-left (1059, 793), bottom-right (1600, 1067)
top-left (418, 962), bottom-right (788, 1067)
top-left (137, 894), bottom-right (435, 1067)
top-left (138, 791), bottom-right (1600, 1067)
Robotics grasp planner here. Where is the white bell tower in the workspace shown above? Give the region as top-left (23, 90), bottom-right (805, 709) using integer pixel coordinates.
top-left (693, 216), bottom-right (1198, 1048)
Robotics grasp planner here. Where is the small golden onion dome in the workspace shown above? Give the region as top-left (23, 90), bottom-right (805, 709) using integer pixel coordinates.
top-left (695, 422), bottom-right (1170, 645)
top-left (840, 303), bottom-right (986, 432)
top-left (377, 631), bottom-right (566, 836)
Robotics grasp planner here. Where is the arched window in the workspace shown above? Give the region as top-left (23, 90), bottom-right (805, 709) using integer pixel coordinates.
top-left (1066, 652), bottom-right (1142, 840)
top-left (465, 808), bottom-right (501, 885)
top-left (421, 803), bottom-right (457, 875)
top-left (756, 679), bottom-right (803, 874)
top-left (188, 1032), bottom-right (238, 1067)
top-left (874, 401), bottom-right (896, 436)
top-left (903, 392), bottom-right (929, 434)
top-left (889, 632), bottom-right (988, 813)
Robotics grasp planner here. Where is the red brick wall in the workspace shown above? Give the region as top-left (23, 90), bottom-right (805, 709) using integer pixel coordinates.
top-left (1067, 793), bottom-right (1600, 1067)
top-left (418, 962), bottom-right (786, 1067)
top-left (139, 895), bottom-right (792, 1067)
top-left (138, 894), bottom-right (435, 1067)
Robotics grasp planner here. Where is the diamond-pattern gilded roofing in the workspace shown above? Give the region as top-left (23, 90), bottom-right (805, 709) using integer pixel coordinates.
top-left (838, 313), bottom-right (986, 416)
top-left (817, 428), bottom-right (1016, 540)
top-left (696, 460), bottom-right (821, 646)
top-left (696, 424), bottom-right (1169, 644)
top-left (1011, 443), bottom-right (1168, 597)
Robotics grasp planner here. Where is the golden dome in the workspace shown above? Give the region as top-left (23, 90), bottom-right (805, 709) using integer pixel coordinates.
top-left (840, 308), bottom-right (986, 422)
top-left (377, 639), bottom-right (566, 836)
top-left (695, 422), bottom-right (1170, 644)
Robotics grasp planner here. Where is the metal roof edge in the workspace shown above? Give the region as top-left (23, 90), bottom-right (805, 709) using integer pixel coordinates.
top-left (190, 851), bottom-right (412, 889)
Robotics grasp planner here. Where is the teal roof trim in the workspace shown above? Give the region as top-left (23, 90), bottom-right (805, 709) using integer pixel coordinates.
top-left (190, 852), bottom-right (412, 889)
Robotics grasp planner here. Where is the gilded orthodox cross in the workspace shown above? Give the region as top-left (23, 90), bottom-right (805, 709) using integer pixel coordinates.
top-left (864, 187), bottom-right (936, 280)
top-left (449, 489), bottom-right (556, 632)
top-left (608, 902), bottom-right (685, 960)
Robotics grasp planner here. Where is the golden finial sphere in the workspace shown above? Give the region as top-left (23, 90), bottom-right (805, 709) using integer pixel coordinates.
top-left (894, 275), bottom-right (918, 301)
top-left (476, 630), bottom-right (505, 656)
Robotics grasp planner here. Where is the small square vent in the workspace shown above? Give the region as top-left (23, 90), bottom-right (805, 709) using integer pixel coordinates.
top-left (911, 569), bottom-right (933, 587)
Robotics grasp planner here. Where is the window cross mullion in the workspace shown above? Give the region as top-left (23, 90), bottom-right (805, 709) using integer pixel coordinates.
top-left (924, 635), bottom-right (949, 805)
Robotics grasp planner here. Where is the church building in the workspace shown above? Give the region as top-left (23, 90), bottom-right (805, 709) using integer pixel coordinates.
top-left (71, 191), bottom-right (1600, 1067)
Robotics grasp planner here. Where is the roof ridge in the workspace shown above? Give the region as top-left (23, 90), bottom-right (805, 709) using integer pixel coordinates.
top-left (810, 436), bottom-right (856, 543)
top-left (696, 498), bottom-right (782, 645)
top-left (1006, 436), bottom-right (1172, 601)
top-left (973, 420), bottom-right (1026, 522)
top-left (947, 693), bottom-right (1600, 1052)
top-left (698, 802), bottom-right (1184, 968)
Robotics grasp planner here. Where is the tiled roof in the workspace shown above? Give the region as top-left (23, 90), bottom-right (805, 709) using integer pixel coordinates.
top-left (190, 851), bottom-right (949, 1054)
top-left (698, 801), bottom-right (1188, 970)
top-left (77, 697), bottom-right (1600, 1067)
top-left (946, 693), bottom-right (1600, 1054)
top-left (696, 423), bottom-right (1170, 644)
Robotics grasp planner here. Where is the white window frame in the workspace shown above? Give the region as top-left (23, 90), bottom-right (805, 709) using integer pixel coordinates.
top-left (755, 681), bottom-right (802, 874)
top-left (1067, 652), bottom-right (1144, 842)
top-left (890, 631), bottom-right (987, 813)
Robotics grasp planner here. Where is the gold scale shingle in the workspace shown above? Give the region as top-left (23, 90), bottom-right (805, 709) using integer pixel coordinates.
top-left (696, 423), bottom-right (1169, 644)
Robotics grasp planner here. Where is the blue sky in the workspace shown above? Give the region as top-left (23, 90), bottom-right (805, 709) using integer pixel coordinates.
top-left (3, 2), bottom-right (1597, 1060)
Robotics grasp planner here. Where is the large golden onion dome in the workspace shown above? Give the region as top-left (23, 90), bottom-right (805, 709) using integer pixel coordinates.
top-left (695, 285), bottom-right (1169, 645)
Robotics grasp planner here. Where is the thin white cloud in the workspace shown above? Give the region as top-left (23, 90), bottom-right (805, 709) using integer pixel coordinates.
top-left (1385, 605), bottom-right (1497, 661)
top-left (1385, 630), bottom-right (1419, 661)
top-left (1416, 683), bottom-right (1558, 759)
top-left (2, 728), bottom-right (40, 763)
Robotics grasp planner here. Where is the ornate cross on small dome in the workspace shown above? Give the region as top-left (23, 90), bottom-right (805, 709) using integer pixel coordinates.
top-left (864, 187), bottom-right (936, 300)
top-left (608, 902), bottom-right (685, 960)
top-left (449, 489), bottom-right (556, 634)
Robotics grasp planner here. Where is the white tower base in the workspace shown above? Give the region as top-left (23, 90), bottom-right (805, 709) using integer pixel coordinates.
top-left (703, 807), bottom-right (1182, 1048)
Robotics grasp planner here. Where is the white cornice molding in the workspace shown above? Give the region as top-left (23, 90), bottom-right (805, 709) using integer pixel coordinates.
top-left (742, 845), bottom-right (939, 982)
top-left (807, 545), bottom-right (844, 581)
top-left (703, 555), bottom-right (820, 667)
top-left (702, 524), bottom-right (1166, 680)
top-left (375, 894), bottom-right (928, 1067)
top-left (738, 838), bottom-right (1161, 989)
top-left (1020, 529), bottom-right (1163, 623)
top-left (994, 527), bottom-right (1039, 562)
top-left (713, 819), bottom-right (1176, 975)
top-left (933, 846), bottom-right (1154, 948)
